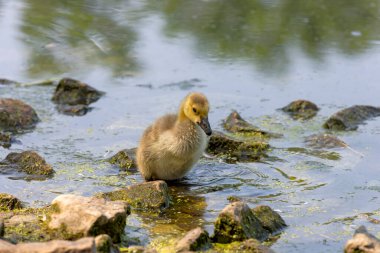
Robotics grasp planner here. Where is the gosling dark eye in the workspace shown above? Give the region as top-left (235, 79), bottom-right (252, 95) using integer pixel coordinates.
top-left (192, 107), bottom-right (197, 113)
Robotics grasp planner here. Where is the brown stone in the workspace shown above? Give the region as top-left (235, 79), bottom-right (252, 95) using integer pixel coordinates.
top-left (0, 98), bottom-right (39, 132)
top-left (175, 227), bottom-right (211, 252)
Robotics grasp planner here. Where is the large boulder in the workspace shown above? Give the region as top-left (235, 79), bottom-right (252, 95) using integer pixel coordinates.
top-left (213, 202), bottom-right (269, 243)
top-left (98, 181), bottom-right (170, 211)
top-left (0, 151), bottom-right (54, 178)
top-left (48, 194), bottom-right (130, 242)
top-left (324, 105), bottom-right (380, 130)
top-left (175, 227), bottom-right (211, 252)
top-left (207, 131), bottom-right (269, 163)
top-left (107, 149), bottom-right (137, 171)
top-left (344, 226), bottom-right (380, 253)
top-left (0, 98), bottom-right (39, 132)
top-left (52, 78), bottom-right (104, 116)
top-left (0, 193), bottom-right (22, 211)
top-left (281, 100), bottom-right (319, 120)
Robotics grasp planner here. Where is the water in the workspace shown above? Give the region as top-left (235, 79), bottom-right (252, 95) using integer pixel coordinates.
top-left (1, 0), bottom-right (380, 252)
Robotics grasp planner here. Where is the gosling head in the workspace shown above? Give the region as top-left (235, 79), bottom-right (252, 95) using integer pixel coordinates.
top-left (182, 92), bottom-right (212, 136)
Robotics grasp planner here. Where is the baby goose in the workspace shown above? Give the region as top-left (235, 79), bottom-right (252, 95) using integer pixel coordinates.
top-left (137, 92), bottom-right (212, 181)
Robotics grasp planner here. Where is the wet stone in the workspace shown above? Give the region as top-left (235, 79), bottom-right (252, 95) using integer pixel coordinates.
top-left (281, 100), bottom-right (319, 120)
top-left (344, 225), bottom-right (380, 253)
top-left (48, 194), bottom-right (130, 242)
top-left (324, 105), bottom-right (380, 130)
top-left (56, 104), bottom-right (92, 116)
top-left (0, 132), bottom-right (12, 148)
top-left (98, 180), bottom-right (170, 211)
top-left (0, 78), bottom-right (19, 85)
top-left (224, 111), bottom-right (265, 134)
top-left (0, 98), bottom-right (39, 132)
top-left (0, 151), bottom-right (54, 178)
top-left (305, 134), bottom-right (347, 149)
top-left (251, 205), bottom-right (286, 234)
top-left (0, 193), bottom-right (23, 211)
top-left (207, 131), bottom-right (269, 163)
top-left (213, 201), bottom-right (269, 243)
top-left (108, 148), bottom-right (137, 171)
top-left (175, 227), bottom-right (211, 252)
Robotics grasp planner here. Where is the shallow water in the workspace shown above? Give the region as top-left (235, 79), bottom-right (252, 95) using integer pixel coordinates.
top-left (1, 0), bottom-right (380, 252)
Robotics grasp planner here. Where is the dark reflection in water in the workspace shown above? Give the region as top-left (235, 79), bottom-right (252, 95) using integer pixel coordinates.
top-left (20, 0), bottom-right (138, 77)
top-left (153, 0), bottom-right (380, 73)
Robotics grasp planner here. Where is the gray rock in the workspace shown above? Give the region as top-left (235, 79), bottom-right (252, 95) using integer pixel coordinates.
top-left (324, 105), bottom-right (380, 130)
top-left (99, 180), bottom-right (170, 210)
top-left (48, 194), bottom-right (130, 242)
top-left (251, 205), bottom-right (286, 234)
top-left (345, 225), bottom-right (380, 253)
top-left (281, 100), bottom-right (319, 120)
top-left (213, 201), bottom-right (269, 243)
top-left (0, 237), bottom-right (96, 253)
top-left (175, 227), bottom-right (211, 252)
top-left (0, 98), bottom-right (39, 132)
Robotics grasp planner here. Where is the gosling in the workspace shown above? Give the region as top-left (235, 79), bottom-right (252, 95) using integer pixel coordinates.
top-left (136, 92), bottom-right (212, 181)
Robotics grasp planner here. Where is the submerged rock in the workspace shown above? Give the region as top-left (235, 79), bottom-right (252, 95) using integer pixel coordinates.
top-left (98, 180), bottom-right (170, 211)
top-left (344, 225), bottom-right (380, 253)
top-left (207, 131), bottom-right (269, 163)
top-left (48, 194), bottom-right (130, 242)
top-left (213, 201), bottom-right (269, 243)
top-left (108, 149), bottom-right (137, 171)
top-left (305, 134), bottom-right (347, 149)
top-left (251, 205), bottom-right (286, 234)
top-left (0, 193), bottom-right (22, 211)
top-left (0, 132), bottom-right (12, 148)
top-left (324, 105), bottom-right (380, 130)
top-left (175, 227), bottom-right (211, 252)
top-left (0, 98), bottom-right (39, 132)
top-left (52, 78), bottom-right (104, 116)
top-left (281, 100), bottom-right (319, 120)
top-left (0, 151), bottom-right (54, 178)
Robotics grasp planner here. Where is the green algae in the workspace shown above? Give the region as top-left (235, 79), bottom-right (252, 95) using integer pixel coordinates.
top-left (108, 149), bottom-right (137, 171)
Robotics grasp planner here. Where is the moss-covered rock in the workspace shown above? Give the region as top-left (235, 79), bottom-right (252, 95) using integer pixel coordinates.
top-left (305, 134), bottom-right (347, 149)
top-left (207, 131), bottom-right (269, 163)
top-left (98, 181), bottom-right (170, 211)
top-left (95, 234), bottom-right (120, 253)
top-left (213, 202), bottom-right (268, 243)
top-left (0, 193), bottom-right (23, 211)
top-left (0, 151), bottom-right (54, 178)
top-left (213, 238), bottom-right (276, 253)
top-left (108, 149), bottom-right (137, 171)
top-left (344, 225), bottom-right (380, 253)
top-left (324, 105), bottom-right (380, 130)
top-left (48, 194), bottom-right (130, 243)
top-left (0, 98), bottom-right (39, 132)
top-left (175, 227), bottom-right (211, 252)
top-left (281, 100), bottom-right (319, 120)
top-left (0, 132), bottom-right (12, 148)
top-left (251, 205), bottom-right (286, 234)
top-left (223, 111), bottom-right (268, 136)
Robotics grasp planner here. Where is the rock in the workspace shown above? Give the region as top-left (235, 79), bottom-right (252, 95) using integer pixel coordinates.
top-left (0, 193), bottom-right (22, 211)
top-left (207, 131), bottom-right (269, 163)
top-left (0, 218), bottom-right (4, 237)
top-left (251, 205), bottom-right (286, 234)
top-left (108, 149), bottom-right (137, 171)
top-left (0, 151), bottom-right (54, 178)
top-left (324, 105), bottom-right (380, 130)
top-left (56, 104), bottom-right (92, 116)
top-left (0, 78), bottom-right (19, 85)
top-left (223, 111), bottom-right (265, 134)
top-left (98, 181), bottom-right (170, 210)
top-left (285, 147), bottom-right (341, 160)
top-left (0, 98), bottom-right (39, 132)
top-left (48, 194), bottom-right (130, 242)
top-left (213, 238), bottom-right (276, 253)
top-left (0, 132), bottom-right (12, 148)
top-left (175, 227), bottom-right (211, 252)
top-left (213, 201), bottom-right (268, 243)
top-left (305, 134), bottom-right (347, 149)
top-left (281, 100), bottom-right (319, 120)
top-left (95, 234), bottom-right (120, 253)
top-left (0, 237), bottom-right (96, 253)
top-left (123, 246), bottom-right (157, 253)
top-left (344, 225), bottom-right (380, 253)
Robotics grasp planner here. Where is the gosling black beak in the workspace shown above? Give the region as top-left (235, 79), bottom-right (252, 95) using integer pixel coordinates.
top-left (198, 117), bottom-right (212, 136)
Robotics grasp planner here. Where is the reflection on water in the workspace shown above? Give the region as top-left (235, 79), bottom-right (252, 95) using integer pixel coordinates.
top-left (154, 0), bottom-right (380, 73)
top-left (20, 0), bottom-right (138, 77)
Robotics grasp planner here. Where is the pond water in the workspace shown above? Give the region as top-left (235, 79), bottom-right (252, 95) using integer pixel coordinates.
top-left (1, 0), bottom-right (380, 252)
